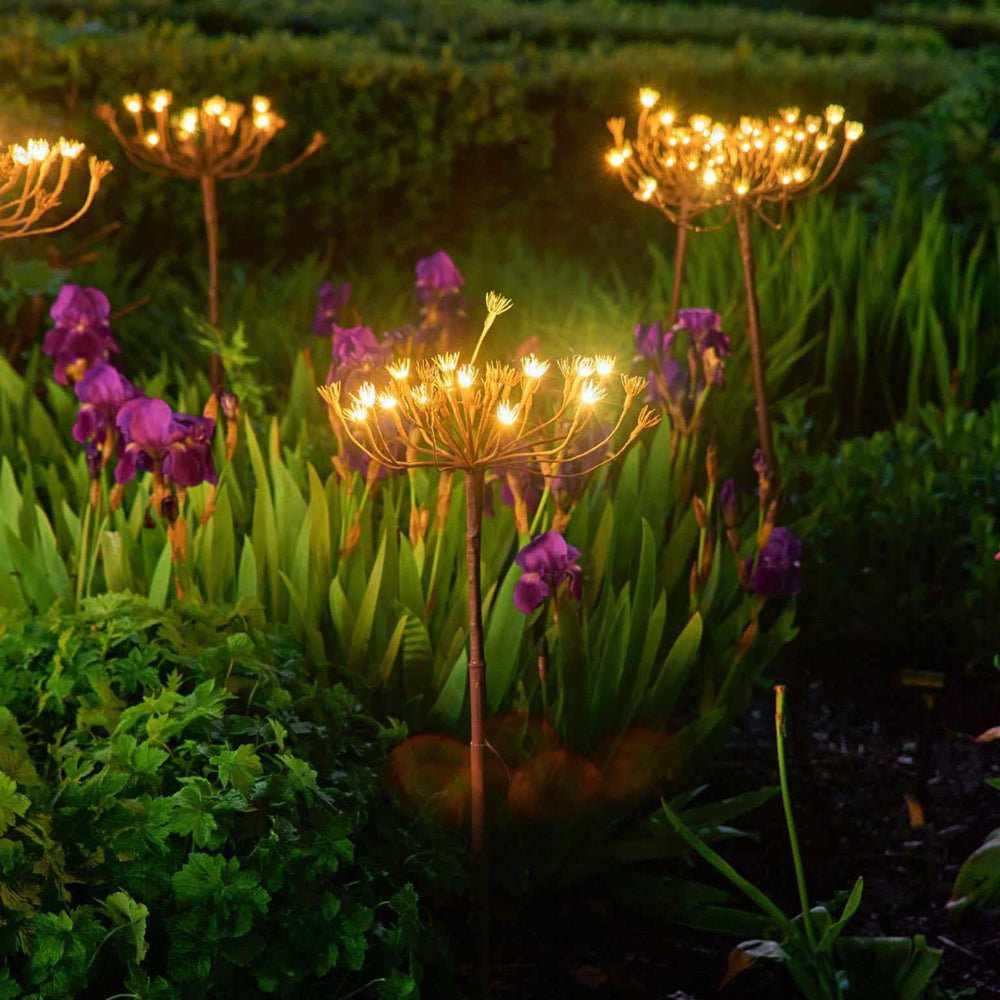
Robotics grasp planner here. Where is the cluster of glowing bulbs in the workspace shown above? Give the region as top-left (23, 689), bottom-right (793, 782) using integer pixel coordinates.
top-left (608, 87), bottom-right (863, 206)
top-left (342, 351), bottom-right (618, 427)
top-left (122, 90), bottom-right (277, 147)
top-left (8, 137), bottom-right (85, 165)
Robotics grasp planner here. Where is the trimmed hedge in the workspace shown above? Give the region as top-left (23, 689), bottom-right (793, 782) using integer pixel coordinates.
top-left (13, 0), bottom-right (950, 54)
top-left (877, 3), bottom-right (1000, 48)
top-left (0, 15), bottom-right (965, 272)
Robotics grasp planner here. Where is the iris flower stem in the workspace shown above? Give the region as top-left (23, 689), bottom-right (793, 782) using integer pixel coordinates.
top-left (774, 685), bottom-right (818, 953)
top-left (76, 498), bottom-right (92, 610)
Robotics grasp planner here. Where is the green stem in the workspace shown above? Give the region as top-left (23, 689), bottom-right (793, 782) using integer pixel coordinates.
top-left (774, 685), bottom-right (817, 951)
top-left (76, 500), bottom-right (92, 610)
top-left (660, 801), bottom-right (790, 931)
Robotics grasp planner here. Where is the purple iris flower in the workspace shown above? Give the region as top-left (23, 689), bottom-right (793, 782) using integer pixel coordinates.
top-left (115, 398), bottom-right (217, 488)
top-left (635, 321), bottom-right (672, 360)
top-left (674, 308), bottom-right (731, 386)
top-left (327, 324), bottom-right (387, 382)
top-left (415, 251), bottom-right (464, 304)
top-left (72, 362), bottom-right (139, 445)
top-left (646, 358), bottom-right (688, 408)
top-left (84, 441), bottom-right (102, 478)
top-left (746, 527), bottom-right (803, 599)
top-left (674, 308), bottom-right (720, 334)
top-left (513, 531), bottom-right (583, 614)
top-left (42, 284), bottom-right (118, 385)
top-left (313, 281), bottom-right (351, 335)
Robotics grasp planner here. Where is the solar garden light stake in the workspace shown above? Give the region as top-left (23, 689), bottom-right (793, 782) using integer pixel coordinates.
top-left (0, 136), bottom-right (111, 243)
top-left (98, 90), bottom-right (325, 382)
top-left (608, 93), bottom-right (862, 481)
top-left (319, 293), bottom-right (659, 996)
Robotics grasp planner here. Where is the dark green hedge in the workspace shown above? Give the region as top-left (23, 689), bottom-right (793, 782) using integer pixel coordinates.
top-left (0, 16), bottom-right (964, 273)
top-left (877, 3), bottom-right (1000, 48)
top-left (12, 0), bottom-right (950, 55)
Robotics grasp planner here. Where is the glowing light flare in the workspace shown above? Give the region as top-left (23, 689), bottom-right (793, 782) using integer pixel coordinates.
top-left (252, 95), bottom-right (271, 114)
top-left (148, 90), bottom-right (172, 113)
top-left (844, 121), bottom-right (864, 142)
top-left (496, 402), bottom-right (519, 426)
top-left (639, 87), bottom-right (660, 109)
top-left (377, 392), bottom-right (398, 410)
top-left (356, 382), bottom-right (377, 408)
top-left (203, 95), bottom-right (227, 117)
top-left (595, 355), bottom-right (615, 378)
top-left (579, 380), bottom-right (605, 406)
top-left (457, 365), bottom-right (477, 389)
top-left (123, 94), bottom-right (143, 114)
top-left (521, 355), bottom-right (549, 379)
top-left (825, 104), bottom-right (844, 126)
top-left (179, 108), bottom-right (200, 134)
top-left (144, 131), bottom-right (160, 147)
top-left (58, 139), bottom-right (84, 159)
top-left (387, 359), bottom-right (411, 381)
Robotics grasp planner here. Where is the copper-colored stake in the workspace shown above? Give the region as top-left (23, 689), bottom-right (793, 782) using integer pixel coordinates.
top-left (607, 99), bottom-right (863, 475)
top-left (98, 93), bottom-right (325, 335)
top-left (464, 467), bottom-right (490, 998)
top-left (735, 203), bottom-right (776, 479)
top-left (670, 202), bottom-right (690, 322)
top-left (200, 173), bottom-right (220, 327)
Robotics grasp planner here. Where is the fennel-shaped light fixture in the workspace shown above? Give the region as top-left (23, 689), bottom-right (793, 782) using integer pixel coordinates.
top-left (98, 90), bottom-right (325, 341)
top-left (607, 92), bottom-right (862, 476)
top-left (0, 136), bottom-right (111, 242)
top-left (319, 292), bottom-right (659, 995)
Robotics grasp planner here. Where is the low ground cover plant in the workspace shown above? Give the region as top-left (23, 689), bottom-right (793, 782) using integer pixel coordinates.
top-left (0, 595), bottom-right (431, 998)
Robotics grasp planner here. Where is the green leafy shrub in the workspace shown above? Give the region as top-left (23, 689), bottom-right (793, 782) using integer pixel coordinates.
top-left (949, 777), bottom-right (1000, 913)
top-left (787, 403), bottom-right (1000, 679)
top-left (862, 51), bottom-right (1000, 227)
top-left (0, 595), bottom-right (429, 998)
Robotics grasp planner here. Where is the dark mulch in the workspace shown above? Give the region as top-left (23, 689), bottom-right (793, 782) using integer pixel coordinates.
top-left (441, 663), bottom-right (1000, 999)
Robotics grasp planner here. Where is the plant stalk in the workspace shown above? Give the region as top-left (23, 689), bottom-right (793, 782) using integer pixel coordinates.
top-left (735, 204), bottom-right (777, 482)
top-left (465, 468), bottom-right (490, 998)
top-left (774, 685), bottom-right (817, 952)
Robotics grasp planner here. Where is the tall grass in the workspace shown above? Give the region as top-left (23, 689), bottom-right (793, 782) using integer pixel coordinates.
top-left (44, 180), bottom-right (997, 460)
